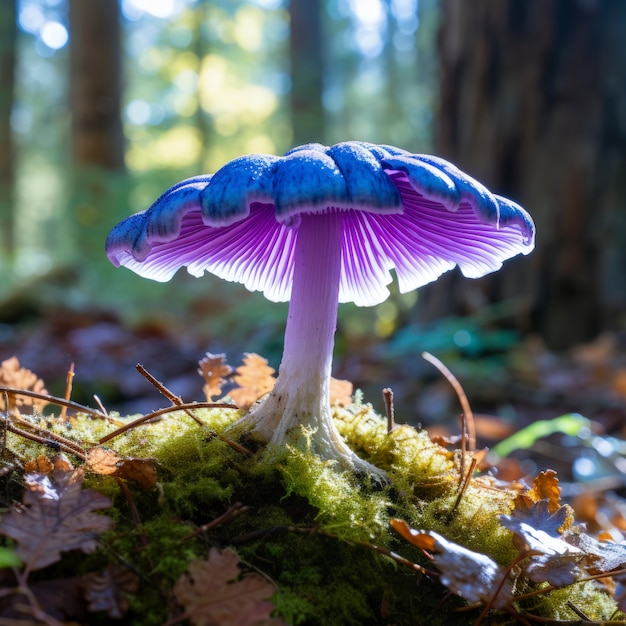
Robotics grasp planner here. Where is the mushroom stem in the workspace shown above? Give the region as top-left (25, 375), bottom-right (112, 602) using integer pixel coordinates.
top-left (239, 211), bottom-right (381, 475)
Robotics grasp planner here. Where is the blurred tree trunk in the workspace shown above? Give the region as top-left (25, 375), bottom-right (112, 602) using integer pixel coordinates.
top-left (428, 0), bottom-right (626, 349)
top-left (68, 0), bottom-right (126, 259)
top-left (0, 0), bottom-right (17, 256)
top-left (193, 0), bottom-right (213, 172)
top-left (289, 0), bottom-right (325, 145)
top-left (69, 0), bottom-right (123, 169)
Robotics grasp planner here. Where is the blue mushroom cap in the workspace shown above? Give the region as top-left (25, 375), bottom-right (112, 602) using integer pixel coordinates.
top-left (106, 141), bottom-right (535, 306)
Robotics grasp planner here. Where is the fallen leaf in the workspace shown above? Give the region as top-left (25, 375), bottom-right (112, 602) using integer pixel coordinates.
top-left (390, 519), bottom-right (514, 609)
top-left (198, 352), bottom-right (233, 401)
top-left (23, 452), bottom-right (77, 476)
top-left (500, 500), bottom-right (582, 586)
top-left (87, 446), bottom-right (157, 490)
top-left (0, 356), bottom-right (49, 415)
top-left (229, 353), bottom-right (276, 410)
top-left (329, 378), bottom-right (353, 407)
top-left (527, 469), bottom-right (561, 514)
top-left (0, 467), bottom-right (113, 570)
top-left (83, 564), bottom-right (139, 619)
top-left (24, 454), bottom-right (54, 475)
top-left (174, 547), bottom-right (285, 625)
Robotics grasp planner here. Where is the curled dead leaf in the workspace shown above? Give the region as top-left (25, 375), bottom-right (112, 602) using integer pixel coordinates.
top-left (87, 446), bottom-right (157, 490)
top-left (527, 469), bottom-right (562, 514)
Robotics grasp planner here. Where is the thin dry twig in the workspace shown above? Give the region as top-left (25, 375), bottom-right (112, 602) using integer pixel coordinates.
top-left (421, 352), bottom-right (476, 482)
top-left (134, 364), bottom-right (252, 456)
top-left (382, 387), bottom-right (395, 433)
top-left (59, 363), bottom-right (75, 421)
top-left (135, 364), bottom-right (203, 426)
top-left (182, 502), bottom-right (251, 542)
top-left (449, 457), bottom-right (477, 517)
top-left (1, 414), bottom-right (87, 460)
top-left (0, 385), bottom-right (108, 419)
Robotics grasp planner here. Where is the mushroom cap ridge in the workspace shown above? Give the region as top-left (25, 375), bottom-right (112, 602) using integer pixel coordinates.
top-left (105, 140), bottom-right (535, 306)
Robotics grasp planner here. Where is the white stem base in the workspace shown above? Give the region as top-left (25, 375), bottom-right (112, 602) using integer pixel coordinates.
top-left (237, 211), bottom-right (384, 478)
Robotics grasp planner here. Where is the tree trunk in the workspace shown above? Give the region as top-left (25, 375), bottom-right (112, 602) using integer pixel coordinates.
top-left (69, 0), bottom-right (124, 170)
top-left (289, 0), bottom-right (325, 145)
top-left (68, 0), bottom-right (126, 259)
top-left (0, 0), bottom-right (17, 256)
top-left (432, 0), bottom-right (626, 349)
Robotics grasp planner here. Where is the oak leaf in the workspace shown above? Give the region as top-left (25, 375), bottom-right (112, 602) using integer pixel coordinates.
top-left (390, 519), bottom-right (514, 609)
top-left (229, 353), bottom-right (276, 410)
top-left (174, 547), bottom-right (285, 625)
top-left (86, 446), bottom-right (157, 490)
top-left (0, 467), bottom-right (113, 570)
top-left (23, 452), bottom-right (74, 475)
top-left (24, 454), bottom-right (55, 475)
top-left (198, 352), bottom-right (233, 401)
top-left (0, 356), bottom-right (49, 415)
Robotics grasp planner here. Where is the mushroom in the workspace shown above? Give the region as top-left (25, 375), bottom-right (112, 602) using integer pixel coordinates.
top-left (106, 141), bottom-right (535, 475)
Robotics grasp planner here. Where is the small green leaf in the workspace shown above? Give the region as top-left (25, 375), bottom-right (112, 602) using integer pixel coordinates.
top-left (0, 546), bottom-right (21, 568)
top-left (490, 413), bottom-right (590, 459)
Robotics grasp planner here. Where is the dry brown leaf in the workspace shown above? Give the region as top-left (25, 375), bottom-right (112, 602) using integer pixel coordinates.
top-left (198, 352), bottom-right (233, 401)
top-left (87, 446), bottom-right (157, 490)
top-left (24, 453), bottom-right (74, 477)
top-left (329, 378), bottom-right (353, 406)
top-left (0, 356), bottom-right (49, 414)
top-left (174, 547), bottom-right (285, 626)
top-left (390, 519), bottom-right (514, 609)
top-left (83, 564), bottom-right (139, 619)
top-left (24, 454), bottom-right (55, 475)
top-left (527, 469), bottom-right (562, 514)
top-left (229, 353), bottom-right (276, 410)
top-left (0, 467), bottom-right (113, 570)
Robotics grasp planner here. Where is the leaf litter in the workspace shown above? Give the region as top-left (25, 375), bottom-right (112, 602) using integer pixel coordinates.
top-left (2, 354), bottom-right (626, 623)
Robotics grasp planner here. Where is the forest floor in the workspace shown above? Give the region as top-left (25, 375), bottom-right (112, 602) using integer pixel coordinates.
top-left (2, 295), bottom-right (626, 624)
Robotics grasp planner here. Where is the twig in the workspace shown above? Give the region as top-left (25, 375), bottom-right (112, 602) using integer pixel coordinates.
top-left (382, 387), bottom-right (395, 433)
top-left (1, 414), bottom-right (86, 460)
top-left (182, 502), bottom-right (251, 542)
top-left (97, 401), bottom-right (251, 457)
top-left (232, 524), bottom-right (439, 577)
top-left (59, 363), bottom-right (75, 421)
top-left (422, 352), bottom-right (476, 482)
top-left (134, 364), bottom-right (252, 456)
top-left (565, 601), bottom-right (591, 621)
top-left (449, 457), bottom-right (477, 517)
top-left (473, 550), bottom-right (542, 626)
top-left (0, 386), bottom-right (107, 419)
top-left (136, 363), bottom-right (203, 426)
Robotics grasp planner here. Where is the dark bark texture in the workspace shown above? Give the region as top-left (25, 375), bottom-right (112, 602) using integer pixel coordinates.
top-left (0, 0), bottom-right (17, 255)
top-left (69, 0), bottom-right (124, 170)
top-left (431, 0), bottom-right (626, 349)
top-left (289, 0), bottom-right (325, 145)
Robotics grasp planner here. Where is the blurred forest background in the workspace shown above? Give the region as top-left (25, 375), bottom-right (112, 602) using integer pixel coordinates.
top-left (1, 0), bottom-right (625, 456)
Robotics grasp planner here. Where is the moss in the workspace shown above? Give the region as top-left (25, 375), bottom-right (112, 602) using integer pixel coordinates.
top-left (4, 403), bottom-right (624, 625)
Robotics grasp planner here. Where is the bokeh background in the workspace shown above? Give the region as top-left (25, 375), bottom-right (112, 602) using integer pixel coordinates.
top-left (1, 1), bottom-right (625, 470)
